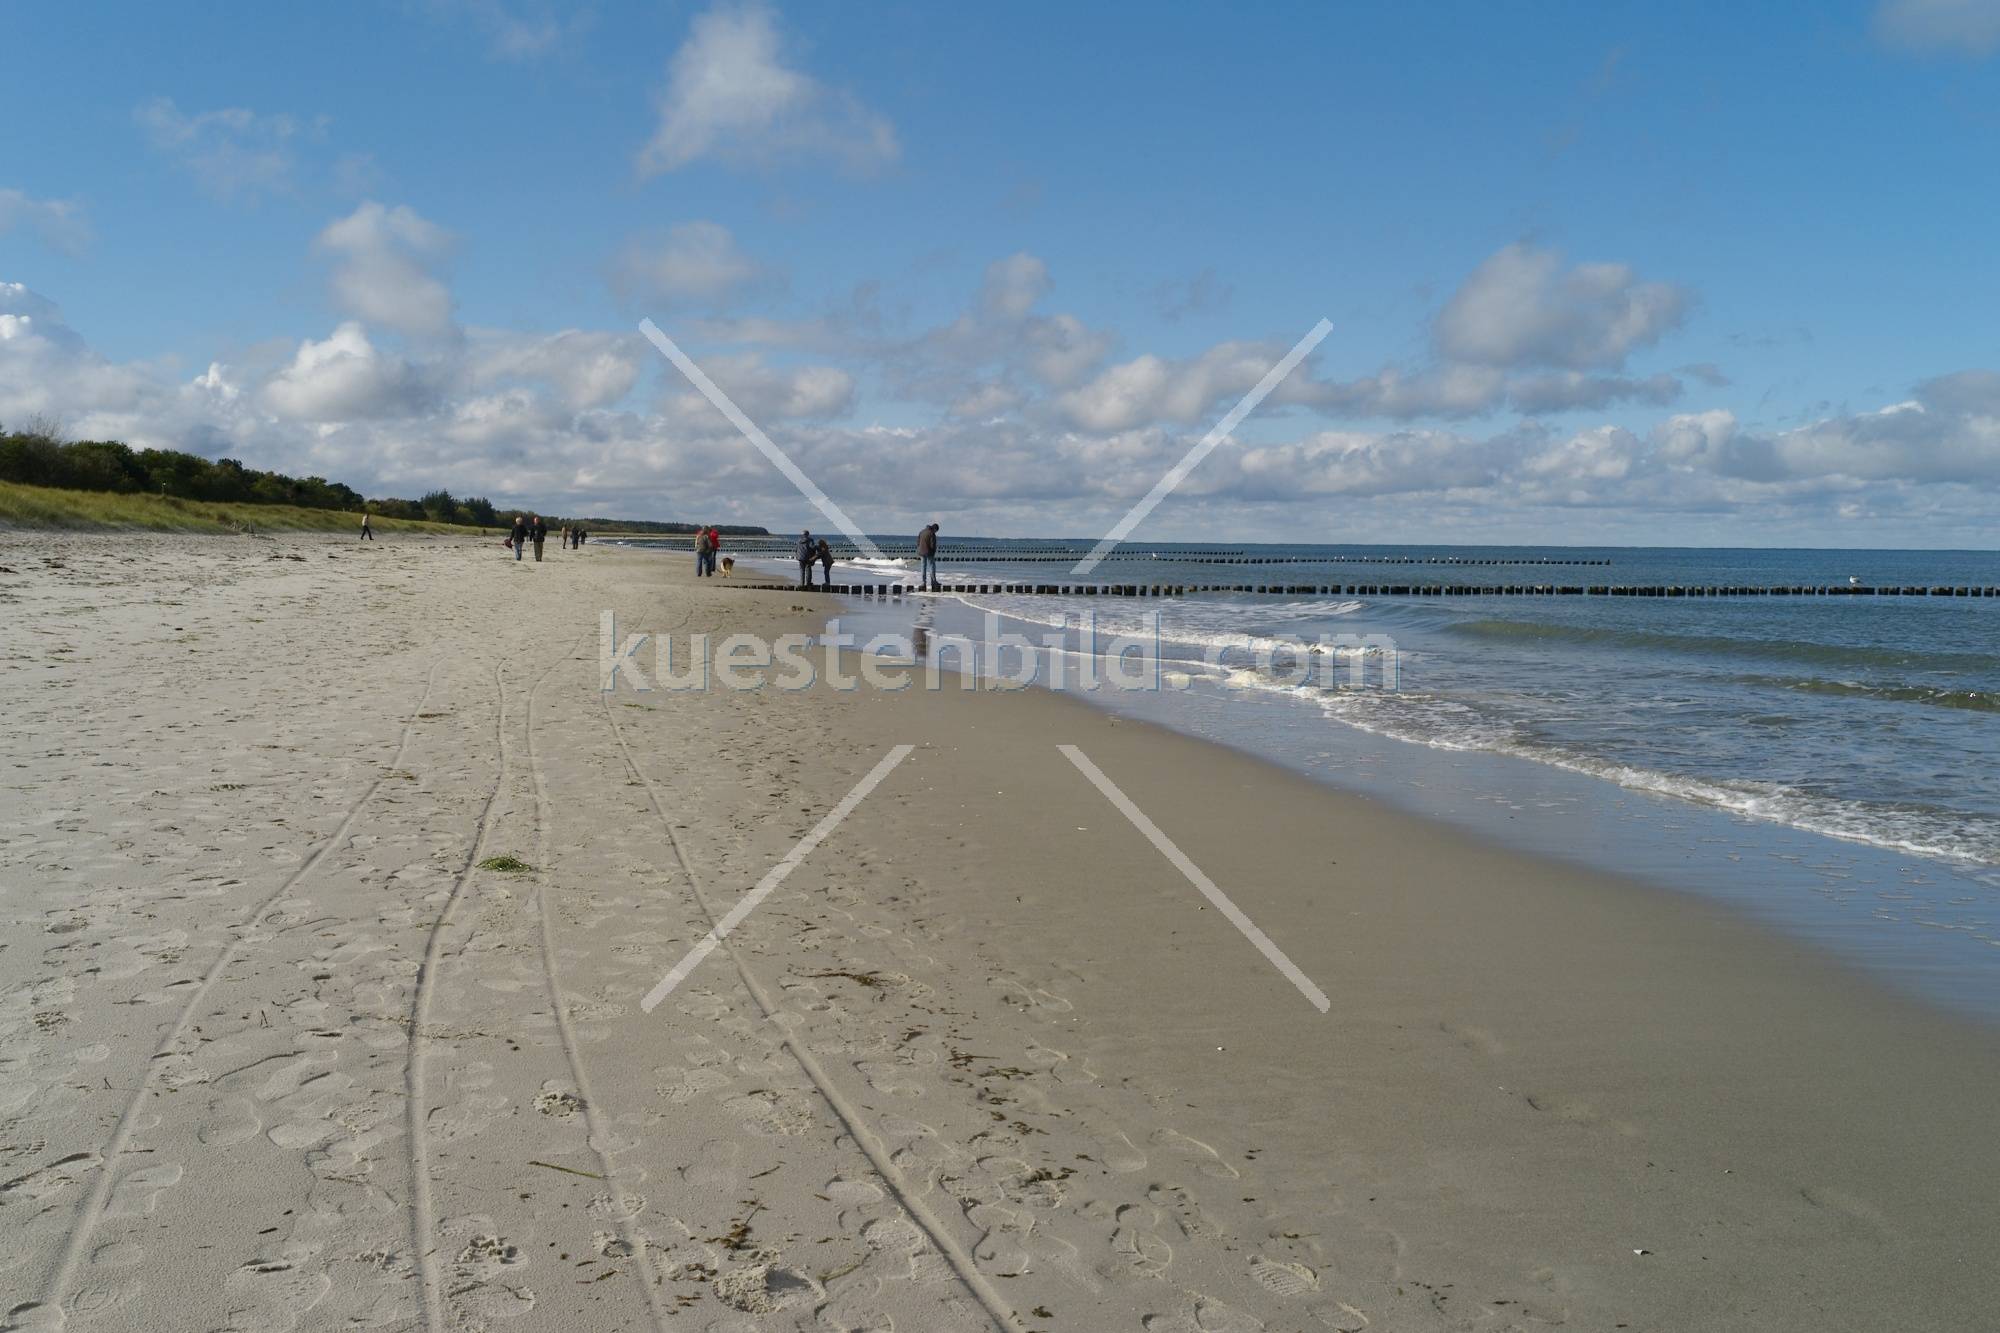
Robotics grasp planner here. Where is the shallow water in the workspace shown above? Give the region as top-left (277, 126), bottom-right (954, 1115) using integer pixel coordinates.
top-left (655, 538), bottom-right (2000, 1020)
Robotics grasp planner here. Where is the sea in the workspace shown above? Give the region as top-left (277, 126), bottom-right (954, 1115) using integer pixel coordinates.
top-left (645, 538), bottom-right (2000, 1022)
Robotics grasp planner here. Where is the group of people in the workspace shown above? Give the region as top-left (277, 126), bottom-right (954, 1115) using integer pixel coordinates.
top-left (503, 515), bottom-right (588, 562)
top-left (795, 530), bottom-right (837, 588)
top-left (788, 522), bottom-right (939, 590)
top-left (693, 525), bottom-right (725, 577)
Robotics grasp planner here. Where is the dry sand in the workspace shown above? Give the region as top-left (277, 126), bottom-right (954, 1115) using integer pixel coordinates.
top-left (2, 532), bottom-right (1997, 1332)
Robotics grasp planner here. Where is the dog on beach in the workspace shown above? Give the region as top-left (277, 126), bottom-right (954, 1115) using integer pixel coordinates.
top-left (719, 556), bottom-right (735, 576)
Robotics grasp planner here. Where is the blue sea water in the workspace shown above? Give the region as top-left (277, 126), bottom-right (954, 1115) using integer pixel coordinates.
top-left (649, 538), bottom-right (2000, 1019)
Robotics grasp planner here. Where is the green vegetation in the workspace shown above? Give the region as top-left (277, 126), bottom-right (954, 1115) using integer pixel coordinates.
top-left (0, 481), bottom-right (472, 534)
top-left (477, 855), bottom-right (533, 872)
top-left (0, 421), bottom-right (769, 535)
top-left (0, 425), bottom-right (503, 527)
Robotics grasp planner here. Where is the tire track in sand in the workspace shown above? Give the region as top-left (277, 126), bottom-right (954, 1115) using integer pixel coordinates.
top-left (599, 698), bottom-right (1024, 1333)
top-left (522, 639), bottom-right (672, 1332)
top-left (405, 663), bottom-right (509, 1332)
top-left (18, 658), bottom-right (446, 1333)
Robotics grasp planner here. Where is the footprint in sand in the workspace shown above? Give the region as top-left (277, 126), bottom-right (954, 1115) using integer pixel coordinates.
top-left (67, 1276), bottom-right (143, 1320)
top-left (989, 975), bottom-right (1073, 1013)
top-left (196, 1094), bottom-right (263, 1146)
top-left (0, 1151), bottom-right (100, 1205)
top-left (824, 1176), bottom-right (886, 1226)
top-left (219, 1261), bottom-right (331, 1333)
top-left (1111, 1203), bottom-right (1173, 1280)
top-left (657, 1062), bottom-right (732, 1104)
top-left (712, 1260), bottom-right (822, 1314)
top-left (450, 1282), bottom-right (536, 1323)
top-left (533, 1084), bottom-right (584, 1118)
top-left (1440, 1020), bottom-right (1504, 1057)
top-left (1150, 1128), bottom-right (1240, 1180)
top-left (724, 1088), bottom-right (818, 1138)
top-left (1075, 1114), bottom-right (1147, 1173)
top-left (1143, 1295), bottom-right (1267, 1332)
top-left (1249, 1255), bottom-right (1320, 1297)
top-left (856, 1059), bottom-right (928, 1098)
top-left (454, 1235), bottom-right (523, 1281)
top-left (1148, 1185), bottom-right (1218, 1241)
top-left (106, 1163), bottom-right (183, 1218)
top-left (681, 1139), bottom-right (743, 1191)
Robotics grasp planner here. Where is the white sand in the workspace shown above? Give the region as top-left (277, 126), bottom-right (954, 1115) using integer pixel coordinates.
top-left (3, 533), bottom-right (1998, 1332)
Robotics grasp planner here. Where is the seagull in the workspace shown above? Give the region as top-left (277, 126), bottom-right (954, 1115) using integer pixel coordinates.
top-left (1848, 576), bottom-right (1861, 586)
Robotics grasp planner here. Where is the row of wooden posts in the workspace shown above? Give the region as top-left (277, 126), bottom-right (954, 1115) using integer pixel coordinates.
top-left (733, 582), bottom-right (2000, 599)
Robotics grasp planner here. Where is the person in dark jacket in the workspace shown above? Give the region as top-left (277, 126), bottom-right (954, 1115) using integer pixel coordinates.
top-left (816, 537), bottom-right (834, 589)
top-left (530, 515), bottom-right (548, 561)
top-left (795, 530), bottom-right (816, 588)
top-left (695, 527), bottom-right (714, 576)
top-left (510, 514), bottom-right (528, 560)
top-left (916, 522), bottom-right (940, 590)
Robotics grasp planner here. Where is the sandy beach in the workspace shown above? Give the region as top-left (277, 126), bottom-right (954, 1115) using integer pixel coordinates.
top-left (3, 532), bottom-right (1998, 1333)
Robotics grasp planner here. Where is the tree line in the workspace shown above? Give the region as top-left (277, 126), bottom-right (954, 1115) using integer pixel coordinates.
top-left (0, 425), bottom-right (763, 533)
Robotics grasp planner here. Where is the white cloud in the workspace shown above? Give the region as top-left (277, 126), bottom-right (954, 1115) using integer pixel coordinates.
top-left (660, 351), bottom-right (854, 422)
top-left (0, 189), bottom-right (89, 254)
top-left (13, 230), bottom-right (2000, 543)
top-left (264, 323), bottom-right (432, 421)
top-left (1057, 340), bottom-right (1334, 432)
top-left (426, 0), bottom-right (587, 60)
top-left (636, 1), bottom-right (898, 176)
top-left (315, 202), bottom-right (457, 338)
top-left (1875, 0), bottom-right (2000, 55)
top-left (1433, 242), bottom-right (1690, 370)
top-left (979, 253), bottom-right (1051, 319)
top-left (1505, 370), bottom-right (1682, 414)
top-left (135, 97), bottom-right (323, 201)
top-left (468, 329), bottom-right (645, 410)
top-left (611, 221), bottom-right (763, 307)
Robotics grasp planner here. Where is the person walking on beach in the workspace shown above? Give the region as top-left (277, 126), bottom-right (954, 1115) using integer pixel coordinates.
top-left (707, 526), bottom-right (723, 572)
top-left (695, 526), bottom-right (714, 576)
top-left (796, 529), bottom-right (816, 588)
top-left (575, 525), bottom-right (586, 547)
top-left (530, 515), bottom-right (548, 562)
top-left (917, 522), bottom-right (940, 591)
top-left (510, 513), bottom-right (528, 561)
top-left (360, 511), bottom-right (373, 541)
top-left (816, 537), bottom-right (835, 590)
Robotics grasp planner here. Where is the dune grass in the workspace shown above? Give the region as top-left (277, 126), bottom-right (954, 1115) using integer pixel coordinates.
top-left (0, 481), bottom-right (480, 535)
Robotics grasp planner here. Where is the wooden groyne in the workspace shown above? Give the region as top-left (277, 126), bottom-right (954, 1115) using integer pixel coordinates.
top-left (638, 541), bottom-right (1617, 568)
top-left (726, 581), bottom-right (2000, 600)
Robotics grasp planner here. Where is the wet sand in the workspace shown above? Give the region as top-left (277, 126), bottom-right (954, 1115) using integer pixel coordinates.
top-left (2, 532), bottom-right (1996, 1331)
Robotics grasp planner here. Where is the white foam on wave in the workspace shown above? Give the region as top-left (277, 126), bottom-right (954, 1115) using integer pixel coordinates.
top-left (939, 591), bottom-right (1376, 662)
top-left (906, 584), bottom-right (2000, 867)
top-left (1307, 684), bottom-right (2000, 865)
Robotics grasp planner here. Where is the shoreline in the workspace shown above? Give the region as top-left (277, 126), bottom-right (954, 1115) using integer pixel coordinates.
top-left (5, 533), bottom-right (1997, 1330)
top-left (782, 566), bottom-right (2000, 1024)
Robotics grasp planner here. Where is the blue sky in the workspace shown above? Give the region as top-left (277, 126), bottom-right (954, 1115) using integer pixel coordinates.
top-left (3, 0), bottom-right (1998, 543)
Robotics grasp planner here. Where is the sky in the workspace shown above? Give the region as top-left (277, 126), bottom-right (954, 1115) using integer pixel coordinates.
top-left (3, 0), bottom-right (1999, 545)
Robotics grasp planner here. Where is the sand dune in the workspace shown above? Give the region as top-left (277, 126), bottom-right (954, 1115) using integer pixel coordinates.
top-left (4, 533), bottom-right (1997, 1331)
